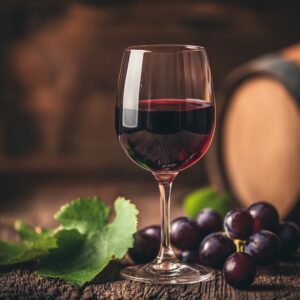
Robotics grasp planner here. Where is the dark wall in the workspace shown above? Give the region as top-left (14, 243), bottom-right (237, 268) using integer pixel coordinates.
top-left (0, 0), bottom-right (299, 186)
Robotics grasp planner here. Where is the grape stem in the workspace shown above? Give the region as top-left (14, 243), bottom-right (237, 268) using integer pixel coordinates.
top-left (234, 239), bottom-right (245, 252)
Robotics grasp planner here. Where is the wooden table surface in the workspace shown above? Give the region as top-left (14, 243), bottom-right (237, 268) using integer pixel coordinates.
top-left (0, 259), bottom-right (299, 299)
top-left (0, 179), bottom-right (299, 299)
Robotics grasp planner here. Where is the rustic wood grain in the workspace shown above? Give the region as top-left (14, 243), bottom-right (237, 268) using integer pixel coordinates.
top-left (0, 260), bottom-right (299, 299)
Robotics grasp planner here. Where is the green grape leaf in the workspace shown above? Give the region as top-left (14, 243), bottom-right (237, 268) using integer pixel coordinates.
top-left (54, 196), bottom-right (110, 234)
top-left (0, 223), bottom-right (56, 266)
top-left (37, 197), bottom-right (138, 287)
top-left (183, 186), bottom-right (231, 218)
top-left (15, 221), bottom-right (54, 241)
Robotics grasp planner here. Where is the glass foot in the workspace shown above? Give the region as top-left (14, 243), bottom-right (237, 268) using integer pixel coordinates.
top-left (121, 262), bottom-right (214, 284)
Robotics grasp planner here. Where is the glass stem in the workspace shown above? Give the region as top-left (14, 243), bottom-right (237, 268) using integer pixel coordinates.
top-left (154, 172), bottom-right (178, 271)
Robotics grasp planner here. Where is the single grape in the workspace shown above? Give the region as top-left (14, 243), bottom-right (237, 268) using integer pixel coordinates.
top-left (170, 217), bottom-right (201, 250)
top-left (248, 201), bottom-right (279, 233)
top-left (245, 230), bottom-right (281, 265)
top-left (199, 232), bottom-right (236, 269)
top-left (278, 222), bottom-right (300, 259)
top-left (177, 250), bottom-right (201, 264)
top-left (224, 208), bottom-right (253, 240)
top-left (196, 208), bottom-right (223, 237)
top-left (223, 252), bottom-right (256, 289)
top-left (128, 225), bottom-right (160, 264)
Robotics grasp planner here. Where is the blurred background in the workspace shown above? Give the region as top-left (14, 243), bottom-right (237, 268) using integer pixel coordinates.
top-left (0, 0), bottom-right (299, 227)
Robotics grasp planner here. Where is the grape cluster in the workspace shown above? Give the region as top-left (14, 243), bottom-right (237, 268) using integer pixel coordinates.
top-left (128, 201), bottom-right (300, 290)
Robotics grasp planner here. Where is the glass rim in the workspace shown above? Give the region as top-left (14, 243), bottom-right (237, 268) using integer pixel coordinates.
top-left (125, 44), bottom-right (206, 53)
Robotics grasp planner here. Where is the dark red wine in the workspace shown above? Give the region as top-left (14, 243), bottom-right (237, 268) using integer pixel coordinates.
top-left (116, 99), bottom-right (215, 172)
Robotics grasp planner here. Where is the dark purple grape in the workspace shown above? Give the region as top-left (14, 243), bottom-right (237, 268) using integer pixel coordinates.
top-left (223, 252), bottom-right (256, 289)
top-left (248, 202), bottom-right (279, 233)
top-left (196, 208), bottom-right (223, 237)
top-left (170, 217), bottom-right (201, 250)
top-left (177, 250), bottom-right (201, 264)
top-left (245, 230), bottom-right (281, 265)
top-left (278, 222), bottom-right (300, 259)
top-left (224, 208), bottom-right (253, 240)
top-left (128, 225), bottom-right (160, 264)
top-left (199, 232), bottom-right (236, 269)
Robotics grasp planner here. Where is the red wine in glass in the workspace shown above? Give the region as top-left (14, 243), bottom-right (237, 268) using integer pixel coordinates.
top-left (116, 99), bottom-right (215, 173)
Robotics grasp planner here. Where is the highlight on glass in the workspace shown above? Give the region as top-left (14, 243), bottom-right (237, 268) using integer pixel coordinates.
top-left (115, 45), bottom-right (216, 284)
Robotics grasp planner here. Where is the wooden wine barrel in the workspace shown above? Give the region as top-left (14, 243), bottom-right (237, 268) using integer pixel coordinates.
top-left (207, 43), bottom-right (300, 223)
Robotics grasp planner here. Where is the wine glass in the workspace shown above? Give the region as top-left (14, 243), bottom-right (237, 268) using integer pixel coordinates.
top-left (115, 45), bottom-right (216, 284)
